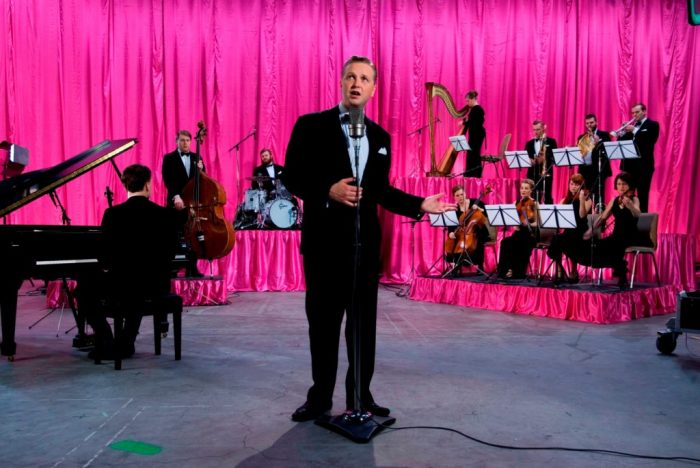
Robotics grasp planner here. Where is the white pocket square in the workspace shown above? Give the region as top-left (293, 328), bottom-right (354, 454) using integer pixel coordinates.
top-left (378, 147), bottom-right (388, 155)
top-left (641, 129), bottom-right (648, 132)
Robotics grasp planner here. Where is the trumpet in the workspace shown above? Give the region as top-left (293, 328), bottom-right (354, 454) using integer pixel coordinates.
top-left (611, 118), bottom-right (636, 138)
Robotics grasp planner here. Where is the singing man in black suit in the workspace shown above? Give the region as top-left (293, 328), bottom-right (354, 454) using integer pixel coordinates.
top-left (577, 113), bottom-right (611, 206)
top-left (161, 129), bottom-right (205, 276)
top-left (282, 56), bottom-right (452, 422)
top-left (77, 164), bottom-right (181, 360)
top-left (611, 103), bottom-right (660, 212)
top-left (252, 148), bottom-right (284, 194)
top-left (525, 120), bottom-right (558, 204)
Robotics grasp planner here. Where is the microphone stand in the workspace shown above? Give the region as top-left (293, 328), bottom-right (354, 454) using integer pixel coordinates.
top-left (228, 127), bottom-right (256, 205)
top-left (49, 191), bottom-right (71, 225)
top-left (316, 112), bottom-right (396, 443)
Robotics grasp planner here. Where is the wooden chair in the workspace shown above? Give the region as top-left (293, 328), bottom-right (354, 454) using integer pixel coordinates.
top-left (94, 293), bottom-right (183, 370)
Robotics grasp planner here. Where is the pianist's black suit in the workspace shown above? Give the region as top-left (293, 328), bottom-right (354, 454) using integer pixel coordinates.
top-left (77, 196), bottom-right (180, 356)
top-left (282, 105), bottom-right (424, 411)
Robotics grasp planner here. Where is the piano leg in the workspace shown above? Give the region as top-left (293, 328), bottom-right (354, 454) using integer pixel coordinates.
top-left (0, 277), bottom-right (22, 360)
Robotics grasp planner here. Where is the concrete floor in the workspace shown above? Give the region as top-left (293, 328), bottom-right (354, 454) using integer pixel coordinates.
top-left (1, 282), bottom-right (699, 467)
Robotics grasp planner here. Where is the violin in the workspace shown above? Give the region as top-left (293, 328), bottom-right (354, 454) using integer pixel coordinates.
top-left (516, 197), bottom-right (537, 234)
top-left (444, 185), bottom-right (493, 257)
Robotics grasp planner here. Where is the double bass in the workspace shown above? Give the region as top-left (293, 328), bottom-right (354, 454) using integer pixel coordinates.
top-left (181, 121), bottom-right (235, 260)
top-left (444, 184), bottom-right (493, 258)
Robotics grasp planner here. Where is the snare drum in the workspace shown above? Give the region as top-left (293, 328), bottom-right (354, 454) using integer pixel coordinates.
top-left (264, 199), bottom-right (298, 229)
top-left (244, 189), bottom-right (267, 213)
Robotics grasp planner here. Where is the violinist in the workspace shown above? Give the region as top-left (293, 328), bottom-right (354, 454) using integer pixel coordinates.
top-left (497, 179), bottom-right (538, 279)
top-left (546, 173), bottom-right (592, 284)
top-left (581, 171), bottom-right (651, 288)
top-left (445, 185), bottom-right (489, 273)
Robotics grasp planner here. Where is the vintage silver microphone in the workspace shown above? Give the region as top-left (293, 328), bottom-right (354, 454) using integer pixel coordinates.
top-left (349, 107), bottom-right (365, 144)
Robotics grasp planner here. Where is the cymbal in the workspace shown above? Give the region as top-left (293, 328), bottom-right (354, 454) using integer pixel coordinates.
top-left (246, 175), bottom-right (272, 181)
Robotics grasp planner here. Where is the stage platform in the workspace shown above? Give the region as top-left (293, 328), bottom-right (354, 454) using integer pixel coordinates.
top-left (46, 276), bottom-right (228, 308)
top-left (409, 274), bottom-right (679, 324)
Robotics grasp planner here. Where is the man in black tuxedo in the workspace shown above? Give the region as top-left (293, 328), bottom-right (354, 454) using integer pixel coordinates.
top-left (525, 120), bottom-right (557, 204)
top-left (252, 148), bottom-right (284, 194)
top-left (77, 164), bottom-right (181, 360)
top-left (577, 113), bottom-right (611, 207)
top-left (462, 90), bottom-right (486, 178)
top-left (612, 103), bottom-right (660, 212)
top-left (162, 130), bottom-right (204, 210)
top-left (161, 130), bottom-right (205, 276)
top-left (282, 56), bottom-right (452, 422)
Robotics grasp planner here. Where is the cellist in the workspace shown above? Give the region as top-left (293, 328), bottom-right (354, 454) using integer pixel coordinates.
top-left (162, 129), bottom-right (205, 277)
top-left (445, 185), bottom-right (490, 274)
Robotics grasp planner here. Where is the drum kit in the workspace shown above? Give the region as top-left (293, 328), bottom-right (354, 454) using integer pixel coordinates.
top-left (234, 176), bottom-right (301, 230)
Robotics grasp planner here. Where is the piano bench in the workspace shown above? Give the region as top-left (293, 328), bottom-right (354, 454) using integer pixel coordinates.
top-left (94, 293), bottom-right (183, 370)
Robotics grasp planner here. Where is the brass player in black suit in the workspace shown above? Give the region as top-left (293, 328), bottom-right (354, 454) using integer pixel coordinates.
top-left (611, 103), bottom-right (660, 212)
top-left (282, 56), bottom-right (452, 422)
top-left (251, 148), bottom-right (284, 194)
top-left (576, 114), bottom-right (611, 207)
top-left (524, 120), bottom-right (558, 204)
top-left (77, 165), bottom-right (181, 360)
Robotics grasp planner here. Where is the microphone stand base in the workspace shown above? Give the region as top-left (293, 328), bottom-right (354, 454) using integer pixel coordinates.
top-left (315, 411), bottom-right (396, 444)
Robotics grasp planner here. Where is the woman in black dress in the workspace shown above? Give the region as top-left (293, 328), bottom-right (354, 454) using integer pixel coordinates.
top-left (497, 179), bottom-right (538, 279)
top-left (583, 172), bottom-right (651, 287)
top-left (463, 90), bottom-right (486, 178)
top-left (546, 173), bottom-right (592, 284)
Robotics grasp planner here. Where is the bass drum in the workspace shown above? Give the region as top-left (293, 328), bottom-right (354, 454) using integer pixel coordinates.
top-left (264, 198), bottom-right (298, 229)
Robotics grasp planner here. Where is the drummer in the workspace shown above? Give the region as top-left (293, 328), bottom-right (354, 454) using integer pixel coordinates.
top-left (252, 148), bottom-right (284, 196)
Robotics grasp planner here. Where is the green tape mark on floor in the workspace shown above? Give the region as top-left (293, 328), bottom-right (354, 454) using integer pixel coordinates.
top-left (109, 440), bottom-right (162, 455)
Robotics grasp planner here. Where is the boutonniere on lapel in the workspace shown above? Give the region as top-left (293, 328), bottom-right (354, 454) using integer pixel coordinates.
top-left (378, 147), bottom-right (388, 156)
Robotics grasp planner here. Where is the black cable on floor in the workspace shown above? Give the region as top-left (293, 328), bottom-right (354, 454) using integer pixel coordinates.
top-left (376, 424), bottom-right (700, 464)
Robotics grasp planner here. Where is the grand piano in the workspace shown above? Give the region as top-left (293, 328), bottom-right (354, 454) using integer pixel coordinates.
top-left (0, 139), bottom-right (139, 360)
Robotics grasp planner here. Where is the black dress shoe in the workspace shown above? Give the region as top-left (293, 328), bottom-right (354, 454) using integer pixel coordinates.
top-left (291, 402), bottom-right (330, 422)
top-left (88, 349), bottom-right (116, 361)
top-left (365, 402), bottom-right (391, 417)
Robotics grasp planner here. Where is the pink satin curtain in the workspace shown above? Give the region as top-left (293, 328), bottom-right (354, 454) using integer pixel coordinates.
top-left (1, 1), bottom-right (698, 251)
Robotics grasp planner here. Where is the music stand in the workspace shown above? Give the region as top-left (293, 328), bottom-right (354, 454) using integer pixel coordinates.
top-left (604, 141), bottom-right (639, 161)
top-left (537, 204), bottom-right (578, 284)
top-left (539, 204), bottom-right (576, 230)
top-left (449, 135), bottom-right (471, 152)
top-left (484, 204), bottom-right (520, 279)
top-left (505, 151), bottom-right (531, 170)
top-left (552, 147), bottom-right (584, 167)
top-left (424, 212), bottom-right (459, 277)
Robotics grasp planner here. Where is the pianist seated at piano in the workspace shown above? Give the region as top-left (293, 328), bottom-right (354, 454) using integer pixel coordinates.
top-left (76, 164), bottom-right (183, 361)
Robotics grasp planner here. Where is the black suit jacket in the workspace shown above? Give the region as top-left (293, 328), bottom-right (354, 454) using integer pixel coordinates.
top-left (252, 163), bottom-right (284, 191)
top-left (100, 196), bottom-right (181, 299)
top-left (620, 118), bottom-right (660, 173)
top-left (161, 150), bottom-right (205, 207)
top-left (577, 129), bottom-right (612, 178)
top-left (282, 106), bottom-right (424, 272)
top-left (525, 137), bottom-right (558, 181)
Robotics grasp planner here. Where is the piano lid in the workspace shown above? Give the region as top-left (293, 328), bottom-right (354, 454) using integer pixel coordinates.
top-left (0, 138), bottom-right (137, 217)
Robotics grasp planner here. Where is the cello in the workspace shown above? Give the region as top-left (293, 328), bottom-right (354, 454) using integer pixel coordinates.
top-left (181, 121), bottom-right (235, 260)
top-left (444, 184), bottom-right (493, 259)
